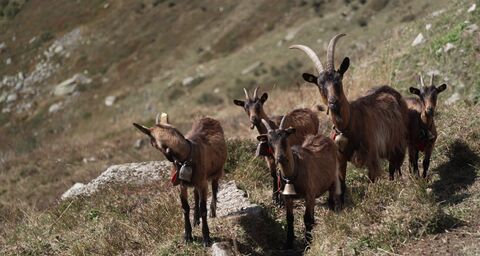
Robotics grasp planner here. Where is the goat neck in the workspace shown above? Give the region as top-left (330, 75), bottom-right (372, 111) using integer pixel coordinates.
top-left (331, 96), bottom-right (351, 133)
top-left (277, 145), bottom-right (296, 179)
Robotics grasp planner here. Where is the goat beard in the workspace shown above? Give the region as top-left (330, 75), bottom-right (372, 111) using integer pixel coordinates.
top-left (250, 124), bottom-right (255, 130)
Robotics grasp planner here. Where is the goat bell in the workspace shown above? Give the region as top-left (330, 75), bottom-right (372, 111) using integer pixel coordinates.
top-left (282, 183), bottom-right (297, 196)
top-left (178, 163), bottom-right (193, 182)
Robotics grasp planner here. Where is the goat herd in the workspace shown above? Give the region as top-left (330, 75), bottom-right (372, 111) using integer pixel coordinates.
top-left (133, 34), bottom-right (447, 249)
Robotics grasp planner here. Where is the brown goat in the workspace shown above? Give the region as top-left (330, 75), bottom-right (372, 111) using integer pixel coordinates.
top-left (290, 34), bottom-right (409, 181)
top-left (406, 74), bottom-right (447, 178)
top-left (257, 117), bottom-right (341, 249)
top-left (133, 114), bottom-right (227, 247)
top-left (233, 87), bottom-right (321, 205)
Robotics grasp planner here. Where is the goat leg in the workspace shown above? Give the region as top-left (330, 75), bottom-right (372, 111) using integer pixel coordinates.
top-left (209, 179), bottom-right (219, 218)
top-left (193, 189), bottom-right (200, 226)
top-left (180, 186), bottom-right (193, 243)
top-left (408, 145), bottom-right (420, 177)
top-left (422, 144), bottom-right (433, 178)
top-left (304, 197), bottom-right (315, 243)
top-left (284, 197), bottom-right (295, 249)
top-left (199, 187), bottom-right (211, 247)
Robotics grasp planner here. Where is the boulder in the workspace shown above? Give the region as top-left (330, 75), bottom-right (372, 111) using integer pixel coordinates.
top-left (211, 242), bottom-right (234, 256)
top-left (53, 74), bottom-right (91, 96)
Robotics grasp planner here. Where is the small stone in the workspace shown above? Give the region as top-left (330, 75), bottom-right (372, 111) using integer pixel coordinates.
top-left (465, 24), bottom-right (478, 34)
top-left (48, 102), bottom-right (63, 113)
top-left (0, 92), bottom-right (7, 103)
top-left (425, 24), bottom-right (432, 30)
top-left (443, 43), bottom-right (456, 52)
top-left (211, 242), bottom-right (234, 256)
top-left (0, 42), bottom-right (6, 51)
top-left (28, 37), bottom-right (37, 44)
top-left (445, 92), bottom-right (461, 105)
top-left (241, 61), bottom-right (263, 75)
top-left (6, 93), bottom-right (17, 103)
top-left (134, 139), bottom-right (143, 149)
top-left (54, 45), bottom-right (64, 54)
top-left (411, 33), bottom-right (424, 46)
top-left (431, 9), bottom-right (445, 17)
top-left (467, 4), bottom-right (476, 13)
top-left (182, 76), bottom-right (194, 86)
top-left (5, 58), bottom-right (12, 65)
top-left (104, 96), bottom-right (116, 106)
top-left (104, 3), bottom-right (110, 9)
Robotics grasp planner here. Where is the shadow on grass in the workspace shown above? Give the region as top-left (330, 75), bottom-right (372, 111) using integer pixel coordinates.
top-left (237, 208), bottom-right (306, 256)
top-left (432, 139), bottom-right (479, 205)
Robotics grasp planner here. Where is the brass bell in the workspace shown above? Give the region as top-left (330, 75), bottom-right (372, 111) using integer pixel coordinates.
top-left (179, 164), bottom-right (193, 182)
top-left (335, 133), bottom-right (348, 152)
top-left (282, 183), bottom-right (297, 196)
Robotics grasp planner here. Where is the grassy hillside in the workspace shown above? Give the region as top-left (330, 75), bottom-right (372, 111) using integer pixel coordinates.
top-left (1, 0), bottom-right (479, 255)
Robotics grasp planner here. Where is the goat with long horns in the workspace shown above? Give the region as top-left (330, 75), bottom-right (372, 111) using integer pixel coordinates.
top-left (290, 34), bottom-right (409, 181)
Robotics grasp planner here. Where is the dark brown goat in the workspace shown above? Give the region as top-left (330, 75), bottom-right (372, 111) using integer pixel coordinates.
top-left (257, 117), bottom-right (341, 249)
top-left (133, 114), bottom-right (227, 247)
top-left (234, 87), bottom-right (321, 205)
top-left (290, 34), bottom-right (409, 181)
top-left (406, 74), bottom-right (447, 178)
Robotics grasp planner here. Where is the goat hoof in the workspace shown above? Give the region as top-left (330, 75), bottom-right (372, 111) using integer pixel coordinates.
top-left (203, 237), bottom-right (211, 247)
top-left (184, 234), bottom-right (193, 244)
top-left (193, 219), bottom-right (200, 227)
top-left (209, 212), bottom-right (216, 218)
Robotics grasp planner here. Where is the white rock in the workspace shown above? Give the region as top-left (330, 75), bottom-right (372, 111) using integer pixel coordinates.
top-left (182, 76), bottom-right (194, 86)
top-left (0, 92), bottom-right (7, 103)
top-left (411, 33), bottom-right (425, 46)
top-left (211, 242), bottom-right (234, 256)
top-left (445, 92), bottom-right (461, 105)
top-left (6, 93), bottom-right (17, 103)
top-left (54, 45), bottom-right (64, 54)
top-left (28, 37), bottom-right (37, 44)
top-left (14, 82), bottom-right (23, 91)
top-left (61, 183), bottom-right (87, 200)
top-left (0, 42), bottom-right (6, 51)
top-left (465, 24), bottom-right (478, 34)
top-left (134, 139), bottom-right (143, 149)
top-left (209, 180), bottom-right (263, 218)
top-left (104, 95), bottom-right (116, 106)
top-left (425, 24), bottom-right (432, 30)
top-left (60, 161), bottom-right (171, 199)
top-left (431, 9), bottom-right (445, 17)
top-left (443, 43), bottom-right (456, 52)
top-left (103, 3), bottom-right (110, 9)
top-left (5, 58), bottom-right (12, 65)
top-left (467, 4), bottom-right (476, 13)
top-left (48, 102), bottom-right (63, 113)
top-left (241, 61), bottom-right (263, 75)
top-left (285, 25), bottom-right (303, 41)
top-left (54, 78), bottom-right (77, 96)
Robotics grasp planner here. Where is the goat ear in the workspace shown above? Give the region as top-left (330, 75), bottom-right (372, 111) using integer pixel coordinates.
top-left (133, 123), bottom-right (152, 136)
top-left (285, 127), bottom-right (296, 135)
top-left (233, 99), bottom-right (245, 107)
top-left (437, 84), bottom-right (447, 93)
top-left (302, 73), bottom-right (318, 84)
top-left (409, 87), bottom-right (421, 96)
top-left (339, 57), bottom-right (350, 75)
top-left (160, 113), bottom-right (169, 124)
top-left (257, 134), bottom-right (268, 142)
top-left (260, 93), bottom-right (268, 104)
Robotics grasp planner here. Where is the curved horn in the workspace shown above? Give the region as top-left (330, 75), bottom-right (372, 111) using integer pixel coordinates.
top-left (279, 115), bottom-right (287, 129)
top-left (326, 33), bottom-right (346, 71)
top-left (289, 44), bottom-right (324, 74)
top-left (261, 119), bottom-right (273, 132)
top-left (253, 86), bottom-right (259, 99)
top-left (430, 74), bottom-right (435, 86)
top-left (155, 113), bottom-right (160, 125)
top-left (243, 88), bottom-right (251, 100)
top-left (419, 74), bottom-right (425, 88)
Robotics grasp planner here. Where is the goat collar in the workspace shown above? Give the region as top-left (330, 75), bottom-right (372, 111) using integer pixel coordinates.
top-left (166, 139), bottom-right (193, 167)
top-left (280, 154), bottom-right (299, 184)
